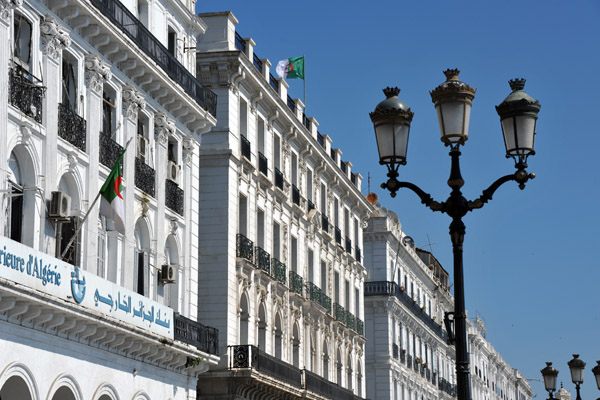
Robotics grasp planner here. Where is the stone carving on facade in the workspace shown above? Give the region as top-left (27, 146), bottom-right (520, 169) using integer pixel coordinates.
top-left (40, 16), bottom-right (71, 60)
top-left (169, 217), bottom-right (178, 235)
top-left (182, 137), bottom-right (194, 166)
top-left (282, 224), bottom-right (288, 264)
top-left (249, 90), bottom-right (262, 115)
top-left (122, 85), bottom-right (145, 120)
top-left (0, 0), bottom-right (20, 21)
top-left (267, 110), bottom-right (279, 132)
top-left (154, 112), bottom-right (174, 145)
top-left (84, 54), bottom-right (111, 93)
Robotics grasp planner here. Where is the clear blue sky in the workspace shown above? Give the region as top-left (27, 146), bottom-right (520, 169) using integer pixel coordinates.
top-left (197, 1), bottom-right (600, 398)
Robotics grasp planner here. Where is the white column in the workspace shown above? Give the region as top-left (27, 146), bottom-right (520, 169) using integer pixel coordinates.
top-left (84, 54), bottom-right (111, 274)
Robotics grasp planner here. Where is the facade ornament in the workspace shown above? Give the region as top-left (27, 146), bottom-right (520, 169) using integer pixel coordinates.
top-left (40, 16), bottom-right (70, 60)
top-left (250, 90), bottom-right (262, 114)
top-left (154, 112), bottom-right (174, 145)
top-left (182, 137), bottom-right (194, 166)
top-left (140, 193), bottom-right (150, 217)
top-left (0, 0), bottom-right (21, 22)
top-left (122, 84), bottom-right (145, 120)
top-left (282, 224), bottom-right (288, 264)
top-left (84, 54), bottom-right (111, 94)
top-left (267, 110), bottom-right (279, 132)
top-left (169, 217), bottom-right (178, 234)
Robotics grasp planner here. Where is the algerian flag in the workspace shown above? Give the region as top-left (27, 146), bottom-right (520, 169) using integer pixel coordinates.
top-left (100, 152), bottom-right (126, 234)
top-left (276, 56), bottom-right (304, 79)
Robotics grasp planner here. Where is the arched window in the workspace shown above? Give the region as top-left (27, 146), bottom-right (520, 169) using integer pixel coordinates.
top-left (292, 322), bottom-right (300, 368)
top-left (159, 235), bottom-right (179, 311)
top-left (239, 293), bottom-right (249, 345)
top-left (56, 174), bottom-right (81, 266)
top-left (273, 312), bottom-right (282, 359)
top-left (134, 219), bottom-right (151, 296)
top-left (0, 375), bottom-right (33, 400)
top-left (52, 386), bottom-right (76, 400)
top-left (7, 150), bottom-right (24, 243)
top-left (336, 348), bottom-right (343, 385)
top-left (257, 302), bottom-right (266, 351)
top-left (97, 216), bottom-right (107, 278)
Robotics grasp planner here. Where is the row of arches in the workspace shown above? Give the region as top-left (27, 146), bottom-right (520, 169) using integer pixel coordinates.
top-left (0, 363), bottom-right (147, 400)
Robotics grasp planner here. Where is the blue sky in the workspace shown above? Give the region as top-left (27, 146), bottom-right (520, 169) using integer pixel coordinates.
top-left (197, 1), bottom-right (600, 398)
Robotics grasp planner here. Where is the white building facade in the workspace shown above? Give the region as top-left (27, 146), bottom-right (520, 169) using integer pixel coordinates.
top-left (0, 0), bottom-right (220, 396)
top-left (363, 208), bottom-right (533, 400)
top-left (195, 11), bottom-right (371, 399)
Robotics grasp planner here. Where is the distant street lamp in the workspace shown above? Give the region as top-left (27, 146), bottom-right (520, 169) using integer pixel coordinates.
top-left (370, 69), bottom-right (541, 400)
top-left (541, 355), bottom-right (600, 400)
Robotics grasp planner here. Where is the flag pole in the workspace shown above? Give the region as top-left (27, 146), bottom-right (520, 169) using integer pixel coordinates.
top-left (60, 138), bottom-right (133, 261)
top-left (303, 54), bottom-right (306, 113)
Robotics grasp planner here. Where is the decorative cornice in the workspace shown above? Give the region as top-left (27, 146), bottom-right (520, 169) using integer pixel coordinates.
top-left (154, 112), bottom-right (175, 144)
top-left (40, 16), bottom-right (70, 60)
top-left (84, 54), bottom-right (111, 93)
top-left (0, 0), bottom-right (20, 22)
top-left (122, 84), bottom-right (145, 120)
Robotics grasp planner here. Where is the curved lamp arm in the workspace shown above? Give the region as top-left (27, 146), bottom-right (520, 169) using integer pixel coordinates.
top-left (382, 179), bottom-right (444, 212)
top-left (468, 169), bottom-right (536, 210)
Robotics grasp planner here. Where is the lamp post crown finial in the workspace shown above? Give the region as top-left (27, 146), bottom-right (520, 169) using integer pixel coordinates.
top-left (383, 87), bottom-right (400, 98)
top-left (443, 68), bottom-right (461, 81)
top-left (509, 78), bottom-right (526, 92)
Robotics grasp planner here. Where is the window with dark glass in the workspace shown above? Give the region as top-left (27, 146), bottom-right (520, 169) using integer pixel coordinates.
top-left (102, 91), bottom-right (114, 135)
top-left (167, 28), bottom-right (177, 57)
top-left (13, 13), bottom-right (32, 68)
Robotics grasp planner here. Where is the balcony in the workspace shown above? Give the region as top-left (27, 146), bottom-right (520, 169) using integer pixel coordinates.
top-left (9, 64), bottom-right (45, 123)
top-left (90, 0), bottom-right (216, 116)
top-left (135, 157), bottom-right (155, 197)
top-left (292, 184), bottom-right (300, 206)
top-left (302, 113), bottom-right (311, 131)
top-left (289, 270), bottom-right (303, 295)
top-left (240, 135), bottom-right (251, 160)
top-left (303, 369), bottom-right (362, 400)
top-left (307, 200), bottom-right (315, 212)
top-left (258, 152), bottom-right (268, 176)
top-left (234, 31), bottom-right (246, 52)
top-left (335, 227), bottom-right (342, 245)
top-left (272, 258), bottom-right (287, 285)
top-left (365, 281), bottom-right (447, 341)
top-left (317, 132), bottom-right (326, 149)
top-left (345, 310), bottom-right (356, 330)
top-left (174, 313), bottom-right (219, 355)
top-left (275, 168), bottom-right (284, 190)
top-left (229, 345), bottom-right (302, 388)
top-left (287, 95), bottom-right (295, 111)
top-left (58, 103), bottom-right (86, 152)
top-left (253, 53), bottom-right (263, 73)
top-left (392, 343), bottom-right (399, 359)
top-left (308, 282), bottom-right (331, 314)
top-left (255, 246), bottom-right (270, 274)
top-left (321, 214), bottom-right (329, 233)
top-left (269, 73), bottom-right (279, 92)
top-left (99, 133), bottom-right (124, 168)
top-left (356, 318), bottom-right (364, 335)
top-left (165, 179), bottom-right (184, 215)
top-left (334, 302), bottom-right (345, 322)
top-left (236, 234), bottom-right (254, 263)
top-left (345, 237), bottom-right (352, 254)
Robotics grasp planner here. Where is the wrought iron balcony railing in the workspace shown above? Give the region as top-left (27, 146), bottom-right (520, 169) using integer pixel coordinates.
top-left (317, 132), bottom-right (326, 149)
top-left (365, 281), bottom-right (447, 341)
top-left (9, 64), bottom-right (45, 123)
top-left (292, 184), bottom-right (300, 206)
top-left (240, 135), bottom-right (251, 160)
top-left (236, 233), bottom-right (254, 263)
top-left (287, 95), bottom-right (295, 111)
top-left (302, 113), bottom-right (311, 131)
top-left (303, 369), bottom-right (362, 400)
top-left (165, 178), bottom-right (184, 215)
top-left (174, 313), bottom-right (219, 355)
top-left (229, 345), bottom-right (302, 388)
top-left (335, 227), bottom-right (342, 245)
top-left (269, 73), bottom-right (279, 92)
top-left (356, 317), bottom-right (364, 335)
top-left (392, 343), bottom-right (399, 359)
top-left (255, 246), bottom-right (270, 274)
top-left (289, 270), bottom-right (303, 295)
top-left (307, 200), bottom-right (315, 212)
top-left (334, 302), bottom-right (345, 323)
top-left (253, 53), bottom-right (262, 72)
top-left (272, 258), bottom-right (286, 285)
top-left (308, 282), bottom-right (331, 314)
top-left (58, 103), bottom-right (86, 152)
top-left (135, 157), bottom-right (155, 197)
top-left (321, 214), bottom-right (329, 233)
top-left (258, 152), bottom-right (268, 176)
top-left (345, 310), bottom-right (356, 330)
top-left (345, 237), bottom-right (352, 254)
top-left (234, 31), bottom-right (246, 52)
top-left (90, 0), bottom-right (216, 116)
top-left (99, 133), bottom-right (124, 168)
top-left (274, 168), bottom-right (284, 190)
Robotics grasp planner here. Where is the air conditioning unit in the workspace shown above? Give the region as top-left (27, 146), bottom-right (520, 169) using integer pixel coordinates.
top-left (167, 161), bottom-right (179, 184)
top-left (160, 264), bottom-right (176, 284)
top-left (137, 135), bottom-right (148, 164)
top-left (49, 191), bottom-right (71, 219)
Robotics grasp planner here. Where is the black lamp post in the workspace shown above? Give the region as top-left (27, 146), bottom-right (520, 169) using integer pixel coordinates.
top-left (370, 69), bottom-right (541, 400)
top-left (541, 356), bottom-right (600, 400)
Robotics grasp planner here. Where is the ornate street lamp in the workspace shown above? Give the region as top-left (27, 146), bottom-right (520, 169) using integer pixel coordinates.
top-left (371, 69), bottom-right (541, 400)
top-left (569, 355), bottom-right (587, 400)
top-left (541, 356), bottom-right (600, 400)
top-left (541, 362), bottom-right (559, 399)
